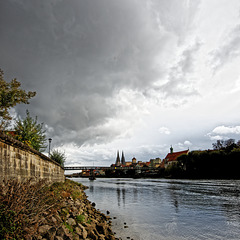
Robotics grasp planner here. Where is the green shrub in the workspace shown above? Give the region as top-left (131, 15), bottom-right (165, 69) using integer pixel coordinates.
top-left (76, 214), bottom-right (85, 223)
top-left (14, 110), bottom-right (47, 152)
top-left (64, 222), bottom-right (74, 232)
top-left (50, 149), bottom-right (66, 167)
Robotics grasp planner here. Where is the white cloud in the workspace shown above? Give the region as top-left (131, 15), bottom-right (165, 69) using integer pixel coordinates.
top-left (158, 127), bottom-right (171, 135)
top-left (207, 125), bottom-right (240, 141)
top-left (230, 75), bottom-right (240, 93)
top-left (208, 135), bottom-right (224, 141)
top-left (184, 140), bottom-right (192, 146)
top-left (212, 125), bottom-right (240, 135)
top-left (177, 140), bottom-right (192, 150)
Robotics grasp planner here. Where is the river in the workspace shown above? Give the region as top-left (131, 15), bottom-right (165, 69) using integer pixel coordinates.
top-left (72, 178), bottom-right (240, 240)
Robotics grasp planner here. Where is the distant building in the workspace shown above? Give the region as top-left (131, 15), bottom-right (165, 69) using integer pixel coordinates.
top-left (121, 151), bottom-right (126, 165)
top-left (125, 162), bottom-right (132, 167)
top-left (115, 151), bottom-right (121, 166)
top-left (136, 161), bottom-right (150, 167)
top-left (114, 151), bottom-right (126, 167)
top-left (81, 170), bottom-right (90, 177)
top-left (132, 157), bottom-right (137, 164)
top-left (112, 154), bottom-right (158, 168)
top-left (150, 158), bottom-right (161, 168)
top-left (163, 146), bottom-right (189, 168)
top-left (94, 169), bottom-right (105, 176)
top-left (119, 157), bottom-right (137, 167)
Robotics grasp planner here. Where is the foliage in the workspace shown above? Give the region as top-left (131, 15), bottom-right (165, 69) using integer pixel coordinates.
top-left (63, 222), bottom-right (74, 233)
top-left (14, 110), bottom-right (47, 152)
top-left (49, 179), bottom-right (86, 200)
top-left (0, 69), bottom-right (36, 129)
top-left (0, 206), bottom-right (18, 239)
top-left (176, 153), bottom-right (187, 166)
top-left (174, 149), bottom-right (240, 179)
top-left (164, 162), bottom-right (184, 178)
top-left (87, 219), bottom-right (92, 224)
top-left (212, 139), bottom-right (237, 152)
top-left (212, 140), bottom-right (224, 150)
top-left (50, 149), bottom-right (66, 167)
top-left (76, 214), bottom-right (85, 223)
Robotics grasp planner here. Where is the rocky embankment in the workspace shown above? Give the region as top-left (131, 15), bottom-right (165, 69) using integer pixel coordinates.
top-left (34, 181), bottom-right (116, 240)
top-left (0, 179), bottom-right (116, 240)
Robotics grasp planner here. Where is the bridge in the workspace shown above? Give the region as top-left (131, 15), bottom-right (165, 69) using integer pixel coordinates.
top-left (64, 166), bottom-right (160, 178)
top-left (64, 166), bottom-right (157, 171)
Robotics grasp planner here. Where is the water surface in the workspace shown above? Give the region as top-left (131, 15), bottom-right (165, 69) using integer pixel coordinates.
top-left (72, 178), bottom-right (240, 240)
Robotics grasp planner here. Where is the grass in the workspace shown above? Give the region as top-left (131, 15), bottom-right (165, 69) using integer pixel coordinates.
top-left (64, 222), bottom-right (74, 233)
top-left (76, 214), bottom-right (85, 223)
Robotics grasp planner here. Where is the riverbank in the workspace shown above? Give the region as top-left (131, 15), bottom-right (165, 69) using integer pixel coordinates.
top-left (0, 179), bottom-right (116, 240)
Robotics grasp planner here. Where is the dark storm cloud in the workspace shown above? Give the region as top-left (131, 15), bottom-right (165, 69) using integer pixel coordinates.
top-left (0, 0), bottom-right (200, 146)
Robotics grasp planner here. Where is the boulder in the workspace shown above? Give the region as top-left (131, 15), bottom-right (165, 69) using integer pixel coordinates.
top-left (45, 227), bottom-right (56, 240)
top-left (78, 224), bottom-right (88, 239)
top-left (38, 225), bottom-right (51, 235)
top-left (67, 218), bottom-right (76, 226)
top-left (54, 237), bottom-right (64, 240)
top-left (75, 227), bottom-right (82, 236)
top-left (96, 223), bottom-right (107, 236)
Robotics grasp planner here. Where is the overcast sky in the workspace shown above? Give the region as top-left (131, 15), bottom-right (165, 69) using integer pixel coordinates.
top-left (1, 0), bottom-right (240, 167)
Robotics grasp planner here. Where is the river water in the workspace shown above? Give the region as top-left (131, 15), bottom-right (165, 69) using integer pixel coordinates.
top-left (72, 178), bottom-right (240, 240)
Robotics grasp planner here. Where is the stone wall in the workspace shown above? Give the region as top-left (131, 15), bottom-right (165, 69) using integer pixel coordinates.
top-left (0, 131), bottom-right (65, 183)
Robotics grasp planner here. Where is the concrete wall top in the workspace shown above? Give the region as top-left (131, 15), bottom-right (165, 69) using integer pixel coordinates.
top-left (0, 131), bottom-right (64, 170)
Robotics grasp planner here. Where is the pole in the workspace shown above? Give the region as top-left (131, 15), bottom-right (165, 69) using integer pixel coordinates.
top-left (48, 138), bottom-right (52, 157)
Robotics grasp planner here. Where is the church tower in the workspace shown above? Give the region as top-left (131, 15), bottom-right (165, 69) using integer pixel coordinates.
top-left (115, 150), bottom-right (121, 166)
top-left (121, 151), bottom-right (126, 165)
top-left (170, 145), bottom-right (173, 154)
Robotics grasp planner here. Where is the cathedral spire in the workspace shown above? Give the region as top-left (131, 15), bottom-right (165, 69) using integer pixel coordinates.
top-left (121, 151), bottom-right (126, 165)
top-left (115, 150), bottom-right (121, 166)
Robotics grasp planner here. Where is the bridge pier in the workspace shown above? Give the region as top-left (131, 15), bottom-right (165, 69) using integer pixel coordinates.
top-left (89, 169), bottom-right (96, 180)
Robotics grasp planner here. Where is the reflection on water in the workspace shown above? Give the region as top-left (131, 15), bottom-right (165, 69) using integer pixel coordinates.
top-left (73, 178), bottom-right (240, 240)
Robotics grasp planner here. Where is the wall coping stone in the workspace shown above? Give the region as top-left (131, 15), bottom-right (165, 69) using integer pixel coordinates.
top-left (0, 131), bottom-right (64, 170)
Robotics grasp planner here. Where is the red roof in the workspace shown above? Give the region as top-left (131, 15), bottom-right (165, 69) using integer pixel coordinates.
top-left (165, 150), bottom-right (189, 162)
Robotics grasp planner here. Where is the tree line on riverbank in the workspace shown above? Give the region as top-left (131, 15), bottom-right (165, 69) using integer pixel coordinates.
top-left (102, 139), bottom-right (240, 179)
top-left (166, 139), bottom-right (240, 179)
